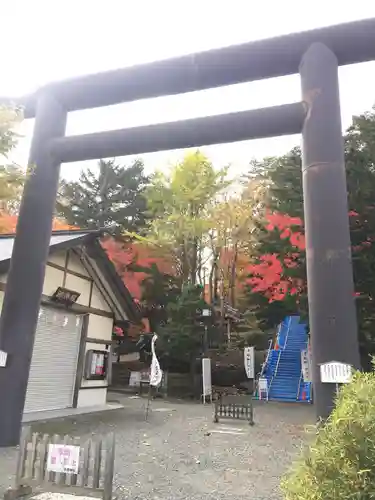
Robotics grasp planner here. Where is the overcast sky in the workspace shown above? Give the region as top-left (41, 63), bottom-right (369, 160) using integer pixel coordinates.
top-left (2, 0), bottom-right (375, 181)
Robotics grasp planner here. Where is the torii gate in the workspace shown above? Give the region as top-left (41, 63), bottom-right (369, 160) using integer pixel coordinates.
top-left (1, 17), bottom-right (375, 445)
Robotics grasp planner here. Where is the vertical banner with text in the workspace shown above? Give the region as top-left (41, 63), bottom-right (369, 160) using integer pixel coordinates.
top-left (244, 346), bottom-right (255, 379)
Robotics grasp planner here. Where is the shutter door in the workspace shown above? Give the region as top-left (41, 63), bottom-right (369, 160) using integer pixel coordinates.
top-left (24, 307), bottom-right (82, 414)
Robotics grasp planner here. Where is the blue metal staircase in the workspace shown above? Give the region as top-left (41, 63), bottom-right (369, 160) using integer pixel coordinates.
top-left (257, 316), bottom-right (312, 403)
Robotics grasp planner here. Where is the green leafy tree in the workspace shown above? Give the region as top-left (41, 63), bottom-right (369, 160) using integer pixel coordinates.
top-left (207, 193), bottom-right (255, 308)
top-left (57, 158), bottom-right (149, 234)
top-left (158, 284), bottom-right (213, 375)
top-left (0, 106), bottom-right (25, 213)
top-left (145, 150), bottom-right (230, 285)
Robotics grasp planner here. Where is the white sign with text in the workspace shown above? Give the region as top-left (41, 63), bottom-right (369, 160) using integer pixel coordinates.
top-left (244, 346), bottom-right (255, 379)
top-left (301, 349), bottom-right (312, 383)
top-left (47, 444), bottom-right (80, 474)
top-left (320, 361), bottom-right (352, 384)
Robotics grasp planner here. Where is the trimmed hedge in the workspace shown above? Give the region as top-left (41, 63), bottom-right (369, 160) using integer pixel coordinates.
top-left (281, 369), bottom-right (375, 499)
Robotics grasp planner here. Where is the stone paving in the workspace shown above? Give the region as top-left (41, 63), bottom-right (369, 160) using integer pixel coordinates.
top-left (0, 394), bottom-right (314, 500)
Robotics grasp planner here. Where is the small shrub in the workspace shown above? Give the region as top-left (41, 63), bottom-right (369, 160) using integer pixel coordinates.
top-left (281, 370), bottom-right (375, 499)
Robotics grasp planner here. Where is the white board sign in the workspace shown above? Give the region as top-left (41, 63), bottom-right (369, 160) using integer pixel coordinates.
top-left (320, 361), bottom-right (352, 384)
top-left (258, 377), bottom-right (268, 400)
top-left (244, 346), bottom-right (255, 379)
top-left (301, 349), bottom-right (312, 383)
top-left (47, 444), bottom-right (80, 474)
top-left (140, 369), bottom-right (150, 383)
top-left (202, 358), bottom-right (212, 401)
top-left (0, 350), bottom-right (7, 368)
top-left (129, 371), bottom-right (141, 387)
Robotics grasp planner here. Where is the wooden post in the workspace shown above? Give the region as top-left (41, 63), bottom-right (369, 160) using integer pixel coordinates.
top-left (103, 433), bottom-right (115, 500)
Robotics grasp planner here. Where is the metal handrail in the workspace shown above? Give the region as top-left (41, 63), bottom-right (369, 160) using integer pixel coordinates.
top-left (296, 371), bottom-right (303, 400)
top-left (255, 339), bottom-right (273, 398)
top-left (284, 316), bottom-right (292, 349)
top-left (269, 349), bottom-right (282, 392)
top-left (275, 350), bottom-right (282, 377)
top-left (275, 323), bottom-right (281, 347)
top-left (260, 339), bottom-right (273, 378)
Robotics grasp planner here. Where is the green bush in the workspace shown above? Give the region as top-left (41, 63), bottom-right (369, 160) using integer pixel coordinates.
top-left (281, 370), bottom-right (375, 499)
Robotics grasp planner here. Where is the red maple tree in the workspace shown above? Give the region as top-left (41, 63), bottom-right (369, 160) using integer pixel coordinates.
top-left (245, 210), bottom-right (363, 303)
top-left (102, 238), bottom-right (176, 300)
top-left (0, 213), bottom-right (76, 234)
top-left (245, 212), bottom-right (306, 302)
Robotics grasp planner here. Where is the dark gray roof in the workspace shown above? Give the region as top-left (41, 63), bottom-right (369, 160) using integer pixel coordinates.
top-left (0, 231), bottom-right (92, 263)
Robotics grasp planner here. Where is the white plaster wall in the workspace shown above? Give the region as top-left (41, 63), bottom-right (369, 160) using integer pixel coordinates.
top-left (68, 252), bottom-right (90, 276)
top-left (85, 255), bottom-right (128, 321)
top-left (91, 284), bottom-right (112, 312)
top-left (77, 387), bottom-right (107, 407)
top-left (42, 266), bottom-right (64, 296)
top-left (47, 250), bottom-right (67, 267)
top-left (87, 314), bottom-right (113, 341)
top-left (65, 274), bottom-right (91, 306)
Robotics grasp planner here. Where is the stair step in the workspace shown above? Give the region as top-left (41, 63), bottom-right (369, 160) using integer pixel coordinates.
top-left (258, 314), bottom-right (312, 404)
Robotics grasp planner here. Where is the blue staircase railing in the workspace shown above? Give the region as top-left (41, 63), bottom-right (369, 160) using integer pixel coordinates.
top-left (256, 315), bottom-right (312, 403)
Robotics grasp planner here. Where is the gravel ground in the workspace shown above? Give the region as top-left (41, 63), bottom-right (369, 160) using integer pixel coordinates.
top-left (0, 394), bottom-right (314, 500)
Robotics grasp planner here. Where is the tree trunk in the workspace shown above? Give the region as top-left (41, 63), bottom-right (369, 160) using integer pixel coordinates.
top-left (190, 237), bottom-right (198, 285)
top-left (213, 257), bottom-right (220, 302)
top-left (209, 250), bottom-right (218, 304)
top-left (219, 275), bottom-right (226, 343)
top-left (230, 242), bottom-right (239, 307)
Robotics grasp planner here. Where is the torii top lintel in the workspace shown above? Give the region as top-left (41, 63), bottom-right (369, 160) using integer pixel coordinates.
top-left (2, 17), bottom-right (375, 118)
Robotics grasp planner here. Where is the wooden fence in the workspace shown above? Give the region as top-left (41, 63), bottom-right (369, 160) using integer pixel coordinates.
top-left (213, 400), bottom-right (254, 425)
top-left (5, 427), bottom-right (115, 500)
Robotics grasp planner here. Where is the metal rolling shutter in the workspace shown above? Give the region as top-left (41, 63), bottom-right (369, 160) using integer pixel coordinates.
top-left (24, 307), bottom-right (82, 413)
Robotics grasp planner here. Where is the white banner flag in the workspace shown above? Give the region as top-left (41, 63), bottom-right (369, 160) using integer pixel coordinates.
top-left (150, 334), bottom-right (163, 387)
top-left (244, 346), bottom-right (255, 379)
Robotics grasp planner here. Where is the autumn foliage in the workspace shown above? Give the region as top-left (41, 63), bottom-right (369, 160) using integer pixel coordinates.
top-left (102, 238), bottom-right (176, 300)
top-left (246, 210), bottom-right (365, 303)
top-left (245, 212), bottom-right (306, 302)
top-left (0, 213), bottom-right (75, 234)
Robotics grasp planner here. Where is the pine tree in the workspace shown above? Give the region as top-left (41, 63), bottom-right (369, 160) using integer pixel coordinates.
top-left (57, 158), bottom-right (149, 234)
